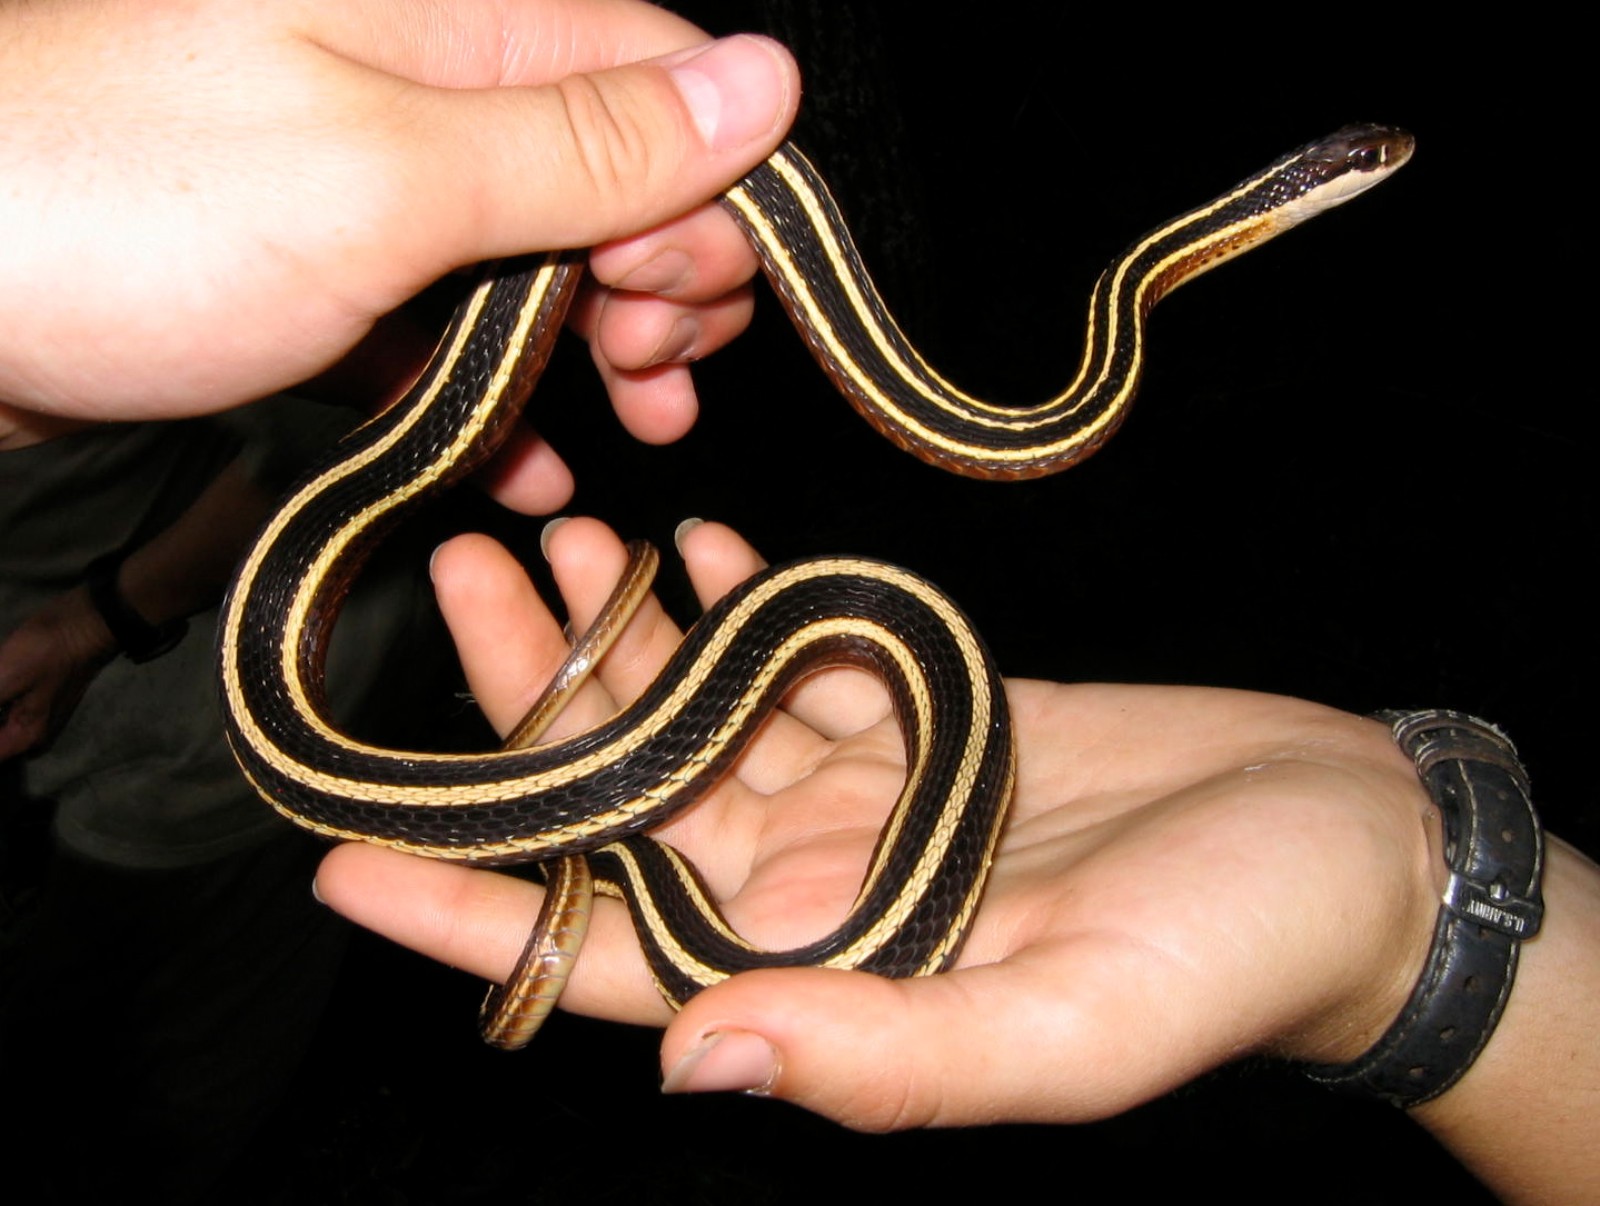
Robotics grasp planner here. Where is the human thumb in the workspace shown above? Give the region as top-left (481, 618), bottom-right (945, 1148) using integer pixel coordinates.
top-left (433, 35), bottom-right (798, 262)
top-left (658, 965), bottom-right (1066, 1131)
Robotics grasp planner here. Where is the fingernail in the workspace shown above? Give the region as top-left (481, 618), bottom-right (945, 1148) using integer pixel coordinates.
top-left (673, 517), bottom-right (704, 556)
top-left (539, 517), bottom-right (569, 562)
top-left (661, 1029), bottom-right (780, 1096)
top-left (309, 875), bottom-right (325, 905)
top-left (666, 35), bottom-right (792, 151)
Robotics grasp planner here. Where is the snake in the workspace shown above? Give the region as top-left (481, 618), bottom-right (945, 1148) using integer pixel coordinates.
top-left (218, 123), bottom-right (1413, 1040)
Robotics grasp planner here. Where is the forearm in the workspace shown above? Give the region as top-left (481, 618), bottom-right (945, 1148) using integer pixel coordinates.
top-left (1412, 837), bottom-right (1600, 1203)
top-left (113, 459), bottom-right (275, 628)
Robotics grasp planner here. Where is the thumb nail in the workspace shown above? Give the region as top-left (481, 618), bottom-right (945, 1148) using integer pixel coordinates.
top-left (665, 35), bottom-right (792, 151)
top-left (662, 1029), bottom-right (780, 1095)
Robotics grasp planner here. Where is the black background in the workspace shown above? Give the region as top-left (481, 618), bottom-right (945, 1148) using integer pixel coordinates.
top-left (252, 6), bottom-right (1589, 1202)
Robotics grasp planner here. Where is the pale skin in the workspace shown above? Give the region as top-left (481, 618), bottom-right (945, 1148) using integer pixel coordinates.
top-left (318, 518), bottom-right (1600, 1204)
top-left (1, 0), bottom-right (794, 746)
top-left (2, 1), bottom-right (1594, 1200)
top-left (0, 0), bottom-right (794, 493)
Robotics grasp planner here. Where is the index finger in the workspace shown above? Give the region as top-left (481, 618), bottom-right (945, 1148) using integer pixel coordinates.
top-left (315, 842), bottom-right (671, 1024)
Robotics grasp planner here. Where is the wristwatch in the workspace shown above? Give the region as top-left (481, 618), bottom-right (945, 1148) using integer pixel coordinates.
top-left (1304, 709), bottom-right (1544, 1107)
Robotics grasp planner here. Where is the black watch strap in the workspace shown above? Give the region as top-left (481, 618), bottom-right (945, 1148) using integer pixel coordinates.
top-left (1304, 709), bottom-right (1544, 1107)
top-left (84, 555), bottom-right (188, 663)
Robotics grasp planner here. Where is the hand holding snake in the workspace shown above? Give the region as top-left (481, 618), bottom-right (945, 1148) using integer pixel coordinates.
top-left (317, 518), bottom-right (1451, 1121)
top-left (5, 2), bottom-right (1598, 1194)
top-left (320, 520), bottom-right (1600, 1201)
top-left (0, 0), bottom-right (796, 482)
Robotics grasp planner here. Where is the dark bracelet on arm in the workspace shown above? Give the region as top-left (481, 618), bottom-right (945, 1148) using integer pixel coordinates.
top-left (83, 554), bottom-right (188, 663)
top-left (1303, 709), bottom-right (1544, 1108)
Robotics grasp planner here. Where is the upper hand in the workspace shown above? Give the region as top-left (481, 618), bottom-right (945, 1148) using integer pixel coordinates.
top-left (0, 0), bottom-right (797, 506)
top-left (316, 517), bottom-right (1445, 1129)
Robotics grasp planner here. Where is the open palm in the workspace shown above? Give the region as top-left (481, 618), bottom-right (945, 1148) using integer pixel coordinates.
top-left (319, 516), bottom-right (1443, 1128)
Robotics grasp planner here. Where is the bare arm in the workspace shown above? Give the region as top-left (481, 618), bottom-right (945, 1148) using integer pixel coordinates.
top-left (0, 456), bottom-right (275, 759)
top-left (1411, 837), bottom-right (1600, 1203)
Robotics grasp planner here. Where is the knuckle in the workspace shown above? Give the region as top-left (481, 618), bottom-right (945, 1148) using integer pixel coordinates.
top-left (548, 73), bottom-right (678, 227)
top-left (833, 1072), bottom-right (939, 1133)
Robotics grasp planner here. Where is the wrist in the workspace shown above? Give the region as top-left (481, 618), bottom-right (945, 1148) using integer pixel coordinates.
top-left (83, 554), bottom-right (188, 662)
top-left (1264, 712), bottom-right (1444, 1066)
top-left (1276, 777), bottom-right (1444, 1065)
top-left (1302, 711), bottom-right (1544, 1108)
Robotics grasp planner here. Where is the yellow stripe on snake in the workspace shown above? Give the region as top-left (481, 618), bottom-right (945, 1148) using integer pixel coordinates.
top-left (218, 125), bottom-right (1412, 1038)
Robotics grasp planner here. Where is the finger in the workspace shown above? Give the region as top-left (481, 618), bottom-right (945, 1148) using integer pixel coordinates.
top-left (677, 520), bottom-right (895, 743)
top-left (414, 35), bottom-right (800, 265)
top-left (674, 518), bottom-right (766, 611)
top-left (474, 424), bottom-right (576, 515)
top-left (669, 518), bottom-right (862, 789)
top-left (314, 842), bottom-right (668, 1024)
top-left (587, 286), bottom-right (756, 374)
top-left (540, 517), bottom-right (689, 705)
top-left (573, 202), bottom-right (765, 443)
top-left (546, 518), bottom-right (842, 803)
top-left (658, 956), bottom-right (1209, 1130)
top-left (586, 354), bottom-right (701, 446)
top-left (430, 532), bottom-right (615, 740)
top-left (588, 204), bottom-right (764, 303)
top-left (581, 283), bottom-right (755, 444)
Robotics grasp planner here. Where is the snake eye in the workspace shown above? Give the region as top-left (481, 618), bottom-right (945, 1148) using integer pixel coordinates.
top-left (1350, 145), bottom-right (1383, 171)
